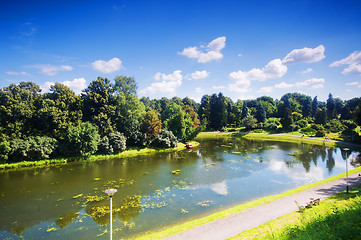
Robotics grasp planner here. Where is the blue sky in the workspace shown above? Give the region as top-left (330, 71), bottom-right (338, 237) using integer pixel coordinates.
top-left (1, 0), bottom-right (361, 102)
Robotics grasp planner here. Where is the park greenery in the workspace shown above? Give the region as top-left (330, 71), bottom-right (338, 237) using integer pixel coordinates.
top-left (1, 76), bottom-right (361, 163)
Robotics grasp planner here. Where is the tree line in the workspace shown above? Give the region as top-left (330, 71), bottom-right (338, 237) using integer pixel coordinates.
top-left (0, 76), bottom-right (360, 163)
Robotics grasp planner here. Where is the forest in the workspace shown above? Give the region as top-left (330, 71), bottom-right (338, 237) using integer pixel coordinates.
top-left (0, 76), bottom-right (361, 163)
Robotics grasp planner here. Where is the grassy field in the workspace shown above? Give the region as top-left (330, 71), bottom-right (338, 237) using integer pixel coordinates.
top-left (0, 141), bottom-right (199, 171)
top-left (228, 184), bottom-right (361, 240)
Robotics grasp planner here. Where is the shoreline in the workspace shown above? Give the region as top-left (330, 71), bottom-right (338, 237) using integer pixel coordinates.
top-left (0, 141), bottom-right (200, 171)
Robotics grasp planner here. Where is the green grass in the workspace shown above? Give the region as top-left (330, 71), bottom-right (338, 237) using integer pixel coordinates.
top-left (228, 184), bottom-right (361, 240)
top-left (133, 166), bottom-right (361, 240)
top-left (0, 141), bottom-right (200, 171)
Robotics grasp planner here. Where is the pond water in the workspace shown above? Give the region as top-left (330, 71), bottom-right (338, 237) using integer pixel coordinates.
top-left (0, 136), bottom-right (360, 240)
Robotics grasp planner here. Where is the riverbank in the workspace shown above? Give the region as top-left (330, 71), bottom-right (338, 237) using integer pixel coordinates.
top-left (229, 183), bottom-right (361, 239)
top-left (135, 167), bottom-right (361, 240)
top-left (0, 141), bottom-right (200, 171)
top-left (133, 132), bottom-right (361, 240)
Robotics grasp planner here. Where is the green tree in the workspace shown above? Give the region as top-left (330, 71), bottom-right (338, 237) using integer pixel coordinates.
top-left (242, 100), bottom-right (248, 119)
top-left (255, 103), bottom-right (266, 123)
top-left (312, 96), bottom-right (318, 118)
top-left (315, 107), bottom-right (327, 125)
top-left (302, 96), bottom-right (312, 118)
top-left (82, 77), bottom-right (116, 136)
top-left (62, 122), bottom-right (100, 156)
top-left (199, 95), bottom-right (211, 128)
top-left (242, 115), bottom-right (257, 130)
top-left (281, 107), bottom-right (293, 130)
top-left (0, 82), bottom-right (41, 140)
top-left (113, 75), bottom-right (137, 95)
top-left (209, 93), bottom-right (227, 130)
top-left (326, 93), bottom-right (336, 120)
top-left (163, 103), bottom-right (194, 141)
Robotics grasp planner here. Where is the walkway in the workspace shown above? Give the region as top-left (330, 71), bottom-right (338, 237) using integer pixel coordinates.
top-left (163, 172), bottom-right (361, 240)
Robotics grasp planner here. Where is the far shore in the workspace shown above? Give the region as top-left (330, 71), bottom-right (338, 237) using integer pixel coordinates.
top-left (0, 141), bottom-right (200, 171)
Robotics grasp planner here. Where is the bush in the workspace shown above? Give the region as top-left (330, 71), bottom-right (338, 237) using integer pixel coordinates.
top-left (300, 127), bottom-right (317, 134)
top-left (310, 124), bottom-right (325, 131)
top-left (325, 120), bottom-right (346, 133)
top-left (152, 130), bottom-right (178, 148)
top-left (108, 132), bottom-right (126, 153)
top-left (8, 136), bottom-right (58, 162)
top-left (315, 130), bottom-right (326, 137)
top-left (62, 122), bottom-right (100, 157)
top-left (295, 119), bottom-right (308, 129)
top-left (0, 141), bottom-right (11, 162)
top-left (253, 129), bottom-right (264, 133)
top-left (341, 120), bottom-right (357, 130)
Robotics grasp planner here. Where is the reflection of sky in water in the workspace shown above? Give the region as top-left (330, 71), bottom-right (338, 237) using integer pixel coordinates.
top-left (0, 138), bottom-right (360, 240)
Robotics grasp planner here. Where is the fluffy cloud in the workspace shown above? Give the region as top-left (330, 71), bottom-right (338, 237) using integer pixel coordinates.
top-left (212, 85), bottom-right (225, 90)
top-left (139, 70), bottom-right (182, 95)
top-left (179, 37), bottom-right (226, 63)
top-left (275, 78), bottom-right (325, 89)
top-left (330, 51), bottom-right (361, 75)
top-left (41, 77), bottom-right (87, 95)
top-left (282, 45), bottom-right (325, 64)
top-left (92, 57), bottom-right (123, 73)
top-left (302, 68), bottom-right (313, 74)
top-left (275, 82), bottom-right (294, 89)
top-left (30, 64), bottom-right (73, 76)
top-left (190, 70), bottom-right (209, 80)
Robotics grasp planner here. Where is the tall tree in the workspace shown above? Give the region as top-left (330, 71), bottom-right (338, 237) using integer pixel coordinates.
top-left (312, 96), bottom-right (318, 117)
top-left (302, 96), bottom-right (312, 118)
top-left (82, 77), bottom-right (116, 136)
top-left (141, 110), bottom-right (161, 138)
top-left (281, 107), bottom-right (293, 130)
top-left (255, 103), bottom-right (266, 123)
top-left (209, 93), bottom-right (227, 130)
top-left (199, 95), bottom-right (211, 128)
top-left (326, 93), bottom-right (336, 120)
top-left (241, 100), bottom-right (248, 119)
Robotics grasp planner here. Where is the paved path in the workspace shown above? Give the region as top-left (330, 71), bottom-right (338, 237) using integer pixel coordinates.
top-left (163, 172), bottom-right (361, 240)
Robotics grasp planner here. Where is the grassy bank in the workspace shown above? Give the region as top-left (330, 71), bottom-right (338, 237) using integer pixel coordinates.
top-left (134, 166), bottom-right (361, 240)
top-left (0, 141), bottom-right (199, 171)
top-left (229, 184), bottom-right (361, 240)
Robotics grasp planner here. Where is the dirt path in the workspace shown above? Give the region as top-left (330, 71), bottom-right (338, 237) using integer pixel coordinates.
top-left (163, 172), bottom-right (361, 240)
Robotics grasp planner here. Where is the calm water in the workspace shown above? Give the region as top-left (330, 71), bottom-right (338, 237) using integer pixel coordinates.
top-left (0, 136), bottom-right (360, 239)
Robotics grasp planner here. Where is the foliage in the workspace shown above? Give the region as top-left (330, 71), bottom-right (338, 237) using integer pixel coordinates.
top-left (295, 119), bottom-right (308, 129)
top-left (242, 116), bottom-right (258, 130)
top-left (255, 103), bottom-right (266, 123)
top-left (141, 109), bottom-right (162, 138)
top-left (281, 107), bottom-right (293, 130)
top-left (7, 136), bottom-right (58, 162)
top-left (0, 141), bottom-right (11, 162)
top-left (300, 127), bottom-right (317, 134)
top-left (98, 132), bottom-right (127, 154)
top-left (310, 123), bottom-right (325, 131)
top-left (152, 130), bottom-right (178, 148)
top-left (325, 119), bottom-right (346, 133)
top-left (315, 130), bottom-right (326, 137)
top-left (62, 122), bottom-right (100, 156)
top-left (264, 118), bottom-right (280, 130)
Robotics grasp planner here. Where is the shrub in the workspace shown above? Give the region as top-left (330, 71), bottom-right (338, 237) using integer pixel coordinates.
top-left (341, 120), bottom-right (357, 130)
top-left (152, 130), bottom-right (178, 148)
top-left (0, 141), bottom-right (11, 162)
top-left (62, 122), bottom-right (100, 157)
top-left (8, 136), bottom-right (58, 162)
top-left (253, 129), bottom-right (264, 133)
top-left (295, 119), bottom-right (308, 129)
top-left (300, 127), bottom-right (317, 134)
top-left (108, 132), bottom-right (126, 153)
top-left (310, 124), bottom-right (325, 131)
top-left (325, 119), bottom-right (346, 133)
top-left (315, 130), bottom-right (326, 137)
top-left (264, 118), bottom-right (281, 131)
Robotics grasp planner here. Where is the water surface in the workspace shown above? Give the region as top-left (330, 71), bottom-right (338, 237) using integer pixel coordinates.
top-left (0, 136), bottom-right (359, 239)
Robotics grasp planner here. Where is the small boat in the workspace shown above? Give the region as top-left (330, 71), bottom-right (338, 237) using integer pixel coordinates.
top-left (186, 143), bottom-right (193, 149)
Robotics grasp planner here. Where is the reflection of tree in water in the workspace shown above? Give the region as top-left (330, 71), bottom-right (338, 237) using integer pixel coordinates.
top-left (199, 138), bottom-right (273, 163)
top-left (56, 212), bottom-right (79, 229)
top-left (85, 195), bottom-right (141, 226)
top-left (286, 145), bottom-right (337, 173)
top-left (9, 224), bottom-right (26, 236)
top-left (326, 148), bottom-right (335, 172)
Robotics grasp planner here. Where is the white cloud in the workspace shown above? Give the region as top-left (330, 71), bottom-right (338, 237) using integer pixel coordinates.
top-left (345, 81), bottom-right (359, 86)
top-left (282, 45), bottom-right (325, 64)
top-left (275, 82), bottom-right (293, 89)
top-left (179, 37), bottom-right (226, 63)
top-left (40, 77), bottom-right (87, 95)
top-left (30, 64), bottom-right (73, 76)
top-left (302, 68), bottom-right (313, 74)
top-left (228, 58), bottom-right (287, 93)
top-left (238, 53), bottom-right (243, 57)
top-left (330, 51), bottom-right (361, 67)
top-left (190, 70), bottom-right (209, 80)
top-left (330, 51), bottom-right (361, 75)
top-left (295, 78), bottom-right (325, 89)
top-left (275, 78), bottom-right (325, 90)
top-left (139, 70), bottom-right (182, 95)
top-left (257, 86), bottom-right (273, 93)
top-left (6, 71), bottom-right (28, 76)
top-left (92, 57), bottom-right (123, 73)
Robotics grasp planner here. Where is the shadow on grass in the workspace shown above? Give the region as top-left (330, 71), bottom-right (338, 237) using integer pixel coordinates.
top-left (283, 185), bottom-right (361, 240)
